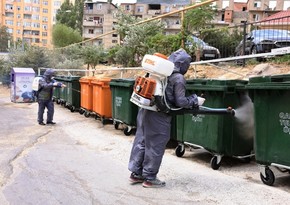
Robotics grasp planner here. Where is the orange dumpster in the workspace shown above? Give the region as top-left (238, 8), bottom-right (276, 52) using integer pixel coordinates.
top-left (79, 76), bottom-right (96, 116)
top-left (91, 78), bottom-right (112, 120)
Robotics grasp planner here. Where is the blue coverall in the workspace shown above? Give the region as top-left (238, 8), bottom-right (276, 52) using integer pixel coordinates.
top-left (128, 49), bottom-right (199, 180)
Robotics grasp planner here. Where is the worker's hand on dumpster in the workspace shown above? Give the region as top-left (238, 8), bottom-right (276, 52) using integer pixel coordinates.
top-left (53, 82), bottom-right (58, 86)
top-left (197, 96), bottom-right (205, 106)
top-left (61, 84), bottom-right (67, 88)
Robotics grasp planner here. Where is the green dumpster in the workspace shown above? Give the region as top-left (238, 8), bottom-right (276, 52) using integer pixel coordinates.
top-left (247, 74), bottom-right (290, 186)
top-left (53, 86), bottom-right (60, 103)
top-left (109, 79), bottom-right (138, 136)
top-left (175, 79), bottom-right (254, 170)
top-left (54, 76), bottom-right (81, 112)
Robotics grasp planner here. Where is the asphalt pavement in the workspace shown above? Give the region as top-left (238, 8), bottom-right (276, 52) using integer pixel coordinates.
top-left (0, 86), bottom-right (290, 205)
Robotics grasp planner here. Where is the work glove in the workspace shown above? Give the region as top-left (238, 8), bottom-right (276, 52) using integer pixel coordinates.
top-left (197, 96), bottom-right (205, 106)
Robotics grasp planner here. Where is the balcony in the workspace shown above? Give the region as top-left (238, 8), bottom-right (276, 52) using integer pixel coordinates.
top-left (83, 21), bottom-right (103, 27)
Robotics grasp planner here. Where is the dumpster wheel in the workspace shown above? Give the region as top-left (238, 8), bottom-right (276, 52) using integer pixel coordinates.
top-left (84, 111), bottom-right (90, 118)
top-left (260, 167), bottom-right (275, 186)
top-left (124, 127), bottom-right (133, 136)
top-left (79, 108), bottom-right (85, 115)
top-left (70, 106), bottom-right (76, 112)
top-left (114, 122), bottom-right (119, 130)
top-left (210, 156), bottom-right (221, 170)
top-left (175, 144), bottom-right (185, 157)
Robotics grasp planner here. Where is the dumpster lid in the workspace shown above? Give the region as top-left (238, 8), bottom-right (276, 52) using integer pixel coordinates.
top-left (249, 74), bottom-right (290, 84)
top-left (109, 78), bottom-right (135, 87)
top-left (11, 67), bottom-right (35, 74)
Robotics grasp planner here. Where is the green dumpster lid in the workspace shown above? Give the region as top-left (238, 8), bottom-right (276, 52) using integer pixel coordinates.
top-left (247, 74), bottom-right (290, 89)
top-left (54, 76), bottom-right (80, 81)
top-left (249, 74), bottom-right (290, 84)
top-left (186, 79), bottom-right (248, 91)
top-left (110, 78), bottom-right (135, 87)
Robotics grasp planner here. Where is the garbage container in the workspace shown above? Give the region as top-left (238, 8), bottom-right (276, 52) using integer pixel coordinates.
top-left (91, 78), bottom-right (112, 124)
top-left (247, 74), bottom-right (290, 186)
top-left (54, 76), bottom-right (81, 112)
top-left (10, 67), bottom-right (35, 103)
top-left (79, 76), bottom-right (96, 117)
top-left (175, 79), bottom-right (254, 170)
top-left (109, 78), bottom-right (138, 136)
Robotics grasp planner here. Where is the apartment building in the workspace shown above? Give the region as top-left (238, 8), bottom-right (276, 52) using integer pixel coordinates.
top-left (0, 0), bottom-right (71, 49)
top-left (82, 1), bottom-right (119, 48)
top-left (120, 0), bottom-right (191, 35)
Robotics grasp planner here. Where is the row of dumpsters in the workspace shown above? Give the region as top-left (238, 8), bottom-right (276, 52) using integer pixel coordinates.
top-left (51, 74), bottom-right (290, 187)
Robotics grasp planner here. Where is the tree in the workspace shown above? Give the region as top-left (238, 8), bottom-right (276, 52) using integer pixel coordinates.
top-left (56, 0), bottom-right (84, 33)
top-left (7, 47), bottom-right (50, 72)
top-left (81, 45), bottom-right (107, 70)
top-left (184, 1), bottom-right (217, 34)
top-left (56, 0), bottom-right (77, 30)
top-left (74, 0), bottom-right (85, 33)
top-left (0, 25), bottom-right (12, 52)
top-left (52, 24), bottom-right (82, 48)
top-left (114, 10), bottom-right (165, 66)
top-left (146, 33), bottom-right (182, 56)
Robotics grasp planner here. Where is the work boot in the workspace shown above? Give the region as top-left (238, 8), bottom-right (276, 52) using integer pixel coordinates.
top-left (142, 178), bottom-right (166, 188)
top-left (46, 121), bottom-right (56, 125)
top-left (39, 122), bottom-right (46, 126)
top-left (129, 172), bottom-right (144, 184)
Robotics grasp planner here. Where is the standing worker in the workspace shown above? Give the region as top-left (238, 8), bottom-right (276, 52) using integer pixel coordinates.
top-left (37, 68), bottom-right (66, 125)
top-left (128, 49), bottom-right (201, 188)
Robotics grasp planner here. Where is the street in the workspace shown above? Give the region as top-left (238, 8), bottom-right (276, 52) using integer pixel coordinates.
top-left (0, 86), bottom-right (290, 205)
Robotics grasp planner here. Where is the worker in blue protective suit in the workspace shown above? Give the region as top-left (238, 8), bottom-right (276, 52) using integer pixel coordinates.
top-left (128, 49), bottom-right (199, 188)
top-left (37, 68), bottom-right (66, 125)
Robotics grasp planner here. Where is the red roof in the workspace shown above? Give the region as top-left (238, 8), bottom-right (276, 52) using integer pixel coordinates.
top-left (262, 11), bottom-right (290, 22)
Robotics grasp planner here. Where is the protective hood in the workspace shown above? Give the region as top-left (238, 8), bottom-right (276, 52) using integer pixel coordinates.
top-left (168, 49), bottom-right (192, 75)
top-left (43, 68), bottom-right (55, 80)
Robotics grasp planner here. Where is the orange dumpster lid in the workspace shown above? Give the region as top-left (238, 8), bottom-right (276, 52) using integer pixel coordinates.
top-left (91, 78), bottom-right (111, 86)
top-left (79, 76), bottom-right (98, 83)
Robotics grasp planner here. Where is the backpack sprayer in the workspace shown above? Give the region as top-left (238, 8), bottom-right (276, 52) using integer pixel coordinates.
top-left (130, 53), bottom-right (235, 116)
top-left (130, 53), bottom-right (173, 112)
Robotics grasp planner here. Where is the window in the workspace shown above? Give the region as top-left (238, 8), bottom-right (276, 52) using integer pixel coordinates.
top-left (165, 6), bottom-right (170, 12)
top-left (43, 1), bottom-right (48, 6)
top-left (42, 39), bottom-right (48, 45)
top-left (32, 0), bottom-right (40, 4)
top-left (222, 0), bottom-right (229, 9)
top-left (137, 6), bottom-right (143, 12)
top-left (24, 14), bottom-right (32, 19)
top-left (31, 22), bottom-right (40, 28)
top-left (32, 14), bottom-right (39, 20)
top-left (24, 6), bottom-right (31, 11)
top-left (88, 29), bottom-right (94, 34)
top-left (5, 20), bottom-right (13, 25)
top-left (32, 7), bottom-right (40, 12)
top-left (7, 28), bottom-right (13, 33)
top-left (96, 4), bottom-right (102, 10)
top-left (54, 1), bottom-right (61, 7)
top-left (42, 32), bottom-right (48, 36)
top-left (269, 1), bottom-right (276, 10)
top-left (42, 17), bottom-right (48, 22)
top-left (112, 34), bottom-right (118, 37)
top-left (254, 1), bottom-right (261, 8)
top-left (253, 14), bottom-right (260, 21)
top-left (284, 1), bottom-right (290, 10)
top-left (24, 22), bottom-right (32, 27)
top-left (112, 40), bottom-right (118, 43)
top-left (125, 5), bottom-right (130, 11)
top-left (5, 4), bottom-right (13, 10)
top-left (43, 8), bottom-right (48, 13)
top-left (42, 24), bottom-right (48, 30)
